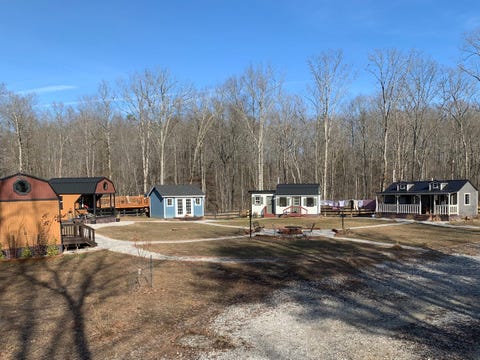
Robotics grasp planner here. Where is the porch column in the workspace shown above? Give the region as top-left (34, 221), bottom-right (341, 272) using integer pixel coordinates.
top-left (447, 193), bottom-right (450, 216)
top-left (396, 195), bottom-right (399, 214)
top-left (419, 196), bottom-right (422, 215)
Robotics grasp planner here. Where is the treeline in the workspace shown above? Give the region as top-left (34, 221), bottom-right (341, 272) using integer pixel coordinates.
top-left (2, 31), bottom-right (480, 212)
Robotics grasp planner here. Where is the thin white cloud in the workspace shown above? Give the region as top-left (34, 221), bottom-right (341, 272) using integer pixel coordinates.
top-left (18, 85), bottom-right (77, 95)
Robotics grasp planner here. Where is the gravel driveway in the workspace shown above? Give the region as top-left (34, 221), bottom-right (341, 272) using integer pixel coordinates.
top-left (200, 247), bottom-right (480, 360)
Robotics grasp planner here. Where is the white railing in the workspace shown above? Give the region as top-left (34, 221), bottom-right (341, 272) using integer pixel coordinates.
top-left (434, 204), bottom-right (458, 215)
top-left (377, 203), bottom-right (420, 214)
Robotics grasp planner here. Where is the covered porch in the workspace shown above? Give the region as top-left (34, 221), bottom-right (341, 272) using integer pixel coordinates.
top-left (376, 193), bottom-right (459, 217)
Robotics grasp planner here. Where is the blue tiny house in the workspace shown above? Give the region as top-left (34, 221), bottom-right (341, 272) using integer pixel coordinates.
top-left (148, 184), bottom-right (205, 219)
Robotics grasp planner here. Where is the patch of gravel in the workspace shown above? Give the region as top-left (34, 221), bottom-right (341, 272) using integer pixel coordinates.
top-left (200, 250), bottom-right (480, 360)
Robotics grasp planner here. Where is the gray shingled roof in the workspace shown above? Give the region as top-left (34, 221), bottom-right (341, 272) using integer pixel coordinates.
top-left (379, 179), bottom-right (476, 194)
top-left (49, 177), bottom-right (113, 194)
top-left (149, 184), bottom-right (204, 197)
top-left (276, 183), bottom-right (321, 196)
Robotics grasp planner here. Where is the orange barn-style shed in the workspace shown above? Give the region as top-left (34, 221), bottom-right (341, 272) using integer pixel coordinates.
top-left (0, 173), bottom-right (61, 256)
top-left (49, 177), bottom-right (116, 223)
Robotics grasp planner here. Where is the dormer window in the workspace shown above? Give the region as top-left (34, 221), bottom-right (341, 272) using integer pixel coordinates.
top-left (397, 183), bottom-right (412, 191)
top-left (432, 182), bottom-right (439, 190)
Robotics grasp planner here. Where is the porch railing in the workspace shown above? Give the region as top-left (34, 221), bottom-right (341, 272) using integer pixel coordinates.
top-left (378, 203), bottom-right (459, 215)
top-left (434, 204), bottom-right (459, 215)
top-left (377, 203), bottom-right (420, 214)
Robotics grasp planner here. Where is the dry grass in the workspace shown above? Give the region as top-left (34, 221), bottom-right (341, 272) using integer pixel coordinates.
top-left (0, 240), bottom-right (414, 359)
top-left (97, 221), bottom-right (246, 241)
top-left (348, 222), bottom-right (480, 250)
top-left (140, 236), bottom-right (386, 259)
top-left (4, 217), bottom-right (480, 358)
top-left (208, 216), bottom-right (391, 230)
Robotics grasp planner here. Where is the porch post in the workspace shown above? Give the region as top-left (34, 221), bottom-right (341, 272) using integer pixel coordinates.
top-left (396, 195), bottom-right (399, 214)
top-left (447, 193), bottom-right (450, 216)
top-left (419, 196), bottom-right (422, 215)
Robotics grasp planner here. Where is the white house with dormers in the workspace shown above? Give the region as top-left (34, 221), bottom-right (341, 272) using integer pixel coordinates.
top-left (249, 184), bottom-right (321, 217)
top-left (376, 179), bottom-right (478, 220)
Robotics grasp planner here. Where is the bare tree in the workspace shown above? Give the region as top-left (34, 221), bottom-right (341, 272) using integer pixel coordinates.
top-left (401, 51), bottom-right (439, 180)
top-left (188, 90), bottom-right (219, 191)
top-left (308, 49), bottom-right (351, 199)
top-left (121, 69), bottom-right (190, 191)
top-left (0, 88), bottom-right (37, 173)
top-left (460, 28), bottom-right (480, 82)
top-left (228, 64), bottom-right (281, 190)
top-left (367, 49), bottom-right (408, 190)
top-left (440, 67), bottom-right (477, 178)
top-left (96, 80), bottom-right (116, 180)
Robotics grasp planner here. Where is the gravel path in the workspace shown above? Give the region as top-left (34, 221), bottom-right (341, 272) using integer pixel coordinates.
top-left (200, 250), bottom-right (480, 360)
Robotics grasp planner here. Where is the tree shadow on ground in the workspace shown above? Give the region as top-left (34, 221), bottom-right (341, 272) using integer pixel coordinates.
top-left (193, 236), bottom-right (480, 359)
top-left (0, 251), bottom-right (129, 360)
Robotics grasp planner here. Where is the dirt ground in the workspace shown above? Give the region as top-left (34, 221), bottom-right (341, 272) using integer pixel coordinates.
top-left (1, 219), bottom-right (480, 359)
top-left (0, 236), bottom-right (418, 360)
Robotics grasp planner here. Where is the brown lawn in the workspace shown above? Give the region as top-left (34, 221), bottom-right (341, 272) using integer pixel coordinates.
top-left (97, 221), bottom-right (246, 241)
top-left (348, 222), bottom-right (480, 251)
top-left (0, 238), bottom-right (418, 359)
top-left (212, 216), bottom-right (392, 230)
top-left (3, 218), bottom-right (480, 359)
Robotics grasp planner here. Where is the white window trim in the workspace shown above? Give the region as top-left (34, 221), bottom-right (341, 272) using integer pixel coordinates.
top-left (464, 193), bottom-right (471, 205)
top-left (254, 196), bottom-right (262, 206)
top-left (195, 198), bottom-right (201, 206)
top-left (166, 198), bottom-right (173, 206)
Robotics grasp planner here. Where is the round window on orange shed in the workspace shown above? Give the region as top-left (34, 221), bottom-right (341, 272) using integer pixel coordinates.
top-left (13, 180), bottom-right (31, 195)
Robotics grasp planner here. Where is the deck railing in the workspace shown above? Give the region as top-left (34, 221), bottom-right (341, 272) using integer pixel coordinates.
top-left (61, 223), bottom-right (96, 246)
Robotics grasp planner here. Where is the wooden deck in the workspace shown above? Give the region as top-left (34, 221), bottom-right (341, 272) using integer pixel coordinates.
top-left (61, 223), bottom-right (96, 248)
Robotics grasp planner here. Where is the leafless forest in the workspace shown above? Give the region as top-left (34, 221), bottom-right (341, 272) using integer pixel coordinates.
top-left (2, 31), bottom-right (480, 212)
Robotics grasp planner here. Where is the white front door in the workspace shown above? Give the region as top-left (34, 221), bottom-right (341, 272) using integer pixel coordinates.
top-left (176, 198), bottom-right (193, 217)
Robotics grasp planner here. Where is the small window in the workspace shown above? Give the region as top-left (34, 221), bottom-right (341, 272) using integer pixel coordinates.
top-left (166, 198), bottom-right (173, 206)
top-left (432, 182), bottom-right (439, 190)
top-left (13, 180), bottom-right (31, 195)
top-left (195, 198), bottom-right (201, 206)
top-left (279, 197), bottom-right (287, 207)
top-left (293, 197), bottom-right (301, 206)
top-left (103, 181), bottom-right (108, 190)
top-left (399, 183), bottom-right (407, 191)
top-left (465, 193), bottom-right (471, 205)
top-left (254, 196), bottom-right (263, 206)
top-left (306, 197), bottom-right (315, 207)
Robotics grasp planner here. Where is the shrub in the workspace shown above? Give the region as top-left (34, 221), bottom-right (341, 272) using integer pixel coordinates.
top-left (46, 244), bottom-right (59, 257)
top-left (21, 246), bottom-right (33, 258)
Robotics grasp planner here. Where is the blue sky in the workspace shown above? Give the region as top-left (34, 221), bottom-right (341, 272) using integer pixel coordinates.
top-left (1, 0), bottom-right (479, 107)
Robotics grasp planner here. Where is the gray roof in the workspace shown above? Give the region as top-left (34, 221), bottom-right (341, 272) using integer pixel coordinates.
top-left (379, 179), bottom-right (476, 194)
top-left (148, 184), bottom-right (205, 197)
top-left (276, 183), bottom-right (321, 196)
top-left (49, 177), bottom-right (114, 194)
